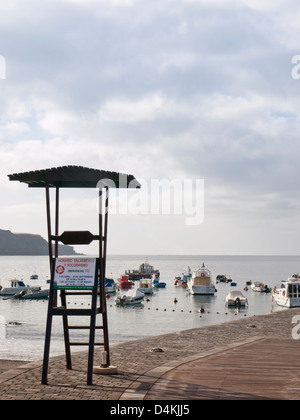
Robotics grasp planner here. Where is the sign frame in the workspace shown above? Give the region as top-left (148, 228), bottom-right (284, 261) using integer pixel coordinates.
top-left (53, 257), bottom-right (98, 291)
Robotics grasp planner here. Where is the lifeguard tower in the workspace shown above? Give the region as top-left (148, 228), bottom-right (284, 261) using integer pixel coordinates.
top-left (8, 165), bottom-right (140, 385)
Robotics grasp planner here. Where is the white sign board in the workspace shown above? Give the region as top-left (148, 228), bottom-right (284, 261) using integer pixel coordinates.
top-left (53, 257), bottom-right (97, 290)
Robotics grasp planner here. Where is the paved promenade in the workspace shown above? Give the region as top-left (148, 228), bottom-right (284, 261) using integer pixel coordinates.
top-left (0, 308), bottom-right (299, 400)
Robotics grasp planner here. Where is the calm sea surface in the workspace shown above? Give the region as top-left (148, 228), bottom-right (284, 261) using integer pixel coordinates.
top-left (0, 255), bottom-right (298, 361)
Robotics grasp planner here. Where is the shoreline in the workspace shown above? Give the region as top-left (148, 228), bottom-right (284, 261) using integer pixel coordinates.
top-left (0, 306), bottom-right (297, 372)
top-left (0, 307), bottom-right (299, 400)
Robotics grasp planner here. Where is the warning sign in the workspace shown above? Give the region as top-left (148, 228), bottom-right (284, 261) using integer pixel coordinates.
top-left (53, 257), bottom-right (97, 290)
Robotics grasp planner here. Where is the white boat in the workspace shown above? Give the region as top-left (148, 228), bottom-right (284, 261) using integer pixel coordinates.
top-left (251, 281), bottom-right (272, 293)
top-left (13, 287), bottom-right (49, 300)
top-left (174, 267), bottom-right (192, 286)
top-left (187, 264), bottom-right (216, 295)
top-left (273, 274), bottom-right (300, 308)
top-left (115, 289), bottom-right (144, 305)
top-left (0, 280), bottom-right (30, 296)
top-left (225, 291), bottom-right (248, 307)
top-left (138, 278), bottom-right (154, 294)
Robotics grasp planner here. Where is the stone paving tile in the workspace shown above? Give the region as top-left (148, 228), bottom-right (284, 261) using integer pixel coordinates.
top-left (0, 308), bottom-right (299, 400)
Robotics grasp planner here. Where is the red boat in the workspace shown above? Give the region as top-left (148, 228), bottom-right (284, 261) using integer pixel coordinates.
top-left (118, 275), bottom-right (134, 289)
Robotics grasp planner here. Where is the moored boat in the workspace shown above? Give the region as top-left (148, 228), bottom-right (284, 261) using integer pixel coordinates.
top-left (105, 278), bottom-right (117, 294)
top-left (125, 259), bottom-right (159, 280)
top-left (153, 273), bottom-right (166, 288)
top-left (187, 264), bottom-right (216, 295)
top-left (118, 275), bottom-right (134, 289)
top-left (273, 274), bottom-right (300, 308)
top-left (138, 278), bottom-right (154, 294)
top-left (225, 290), bottom-right (248, 307)
top-left (251, 282), bottom-right (272, 293)
top-left (174, 267), bottom-right (192, 286)
top-left (13, 287), bottom-right (49, 300)
top-left (115, 289), bottom-right (144, 305)
top-left (0, 280), bottom-right (30, 296)
top-left (216, 274), bottom-right (232, 283)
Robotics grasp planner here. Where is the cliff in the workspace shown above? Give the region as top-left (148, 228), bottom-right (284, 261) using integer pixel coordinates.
top-left (0, 229), bottom-right (77, 256)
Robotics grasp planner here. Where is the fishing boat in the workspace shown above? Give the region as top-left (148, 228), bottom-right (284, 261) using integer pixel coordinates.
top-left (187, 264), bottom-right (216, 295)
top-left (251, 282), bottom-right (272, 293)
top-left (0, 280), bottom-right (30, 296)
top-left (138, 278), bottom-right (154, 294)
top-left (125, 259), bottom-right (159, 280)
top-left (273, 274), bottom-right (300, 308)
top-left (118, 275), bottom-right (134, 289)
top-left (225, 291), bottom-right (248, 307)
top-left (105, 278), bottom-right (117, 294)
top-left (115, 289), bottom-right (144, 306)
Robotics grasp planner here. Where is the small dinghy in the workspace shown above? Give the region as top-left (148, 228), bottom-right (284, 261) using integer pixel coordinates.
top-left (225, 290), bottom-right (248, 307)
top-left (115, 289), bottom-right (144, 306)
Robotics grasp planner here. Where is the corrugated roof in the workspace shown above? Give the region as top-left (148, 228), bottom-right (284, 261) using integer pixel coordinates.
top-left (8, 166), bottom-right (141, 189)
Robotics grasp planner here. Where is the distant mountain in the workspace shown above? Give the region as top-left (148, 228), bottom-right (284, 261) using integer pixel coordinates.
top-left (0, 229), bottom-right (77, 256)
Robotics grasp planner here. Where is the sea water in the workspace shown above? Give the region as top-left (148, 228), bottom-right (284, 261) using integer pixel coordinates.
top-left (0, 255), bottom-right (298, 361)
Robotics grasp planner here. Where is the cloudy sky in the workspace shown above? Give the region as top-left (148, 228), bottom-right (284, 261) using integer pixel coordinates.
top-left (1, 0), bottom-right (300, 255)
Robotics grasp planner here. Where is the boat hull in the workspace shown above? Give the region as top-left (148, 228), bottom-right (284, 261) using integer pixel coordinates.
top-left (226, 299), bottom-right (247, 307)
top-left (138, 287), bottom-right (154, 294)
top-left (115, 296), bottom-right (144, 305)
top-left (188, 286), bottom-right (215, 295)
top-left (1, 286), bottom-right (30, 296)
top-left (273, 295), bottom-right (300, 308)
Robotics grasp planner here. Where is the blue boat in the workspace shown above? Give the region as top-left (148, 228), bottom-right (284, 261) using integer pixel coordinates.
top-left (154, 282), bottom-right (166, 288)
top-left (153, 276), bottom-right (166, 288)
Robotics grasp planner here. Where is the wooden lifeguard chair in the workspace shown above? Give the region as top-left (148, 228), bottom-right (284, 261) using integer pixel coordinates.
top-left (8, 166), bottom-right (140, 385)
